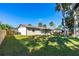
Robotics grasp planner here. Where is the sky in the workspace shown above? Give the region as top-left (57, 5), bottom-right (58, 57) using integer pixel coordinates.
top-left (0, 3), bottom-right (62, 27)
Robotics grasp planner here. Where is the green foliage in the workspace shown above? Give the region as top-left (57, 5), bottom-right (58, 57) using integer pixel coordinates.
top-left (43, 24), bottom-right (47, 28)
top-left (55, 3), bottom-right (71, 20)
top-left (55, 3), bottom-right (71, 12)
top-left (0, 22), bottom-right (13, 30)
top-left (49, 21), bottom-right (54, 27)
top-left (38, 22), bottom-right (43, 27)
top-left (0, 22), bottom-right (15, 35)
top-left (64, 6), bottom-right (74, 34)
top-left (56, 25), bottom-right (63, 30)
top-left (65, 16), bottom-right (74, 33)
top-left (55, 3), bottom-right (73, 35)
top-left (28, 24), bottom-right (32, 26)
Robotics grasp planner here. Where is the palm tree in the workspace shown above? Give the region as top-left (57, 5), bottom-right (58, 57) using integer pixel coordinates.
top-left (42, 24), bottom-right (47, 35)
top-left (49, 21), bottom-right (54, 28)
top-left (28, 24), bottom-right (32, 26)
top-left (55, 3), bottom-right (70, 39)
top-left (38, 22), bottom-right (43, 27)
top-left (43, 24), bottom-right (47, 28)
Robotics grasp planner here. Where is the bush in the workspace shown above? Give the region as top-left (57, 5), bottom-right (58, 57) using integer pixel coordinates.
top-left (6, 29), bottom-right (15, 36)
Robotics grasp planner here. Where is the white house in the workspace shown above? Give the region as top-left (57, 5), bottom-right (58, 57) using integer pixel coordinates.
top-left (18, 24), bottom-right (52, 35)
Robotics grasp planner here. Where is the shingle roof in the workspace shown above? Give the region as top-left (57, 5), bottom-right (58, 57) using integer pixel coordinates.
top-left (18, 24), bottom-right (52, 30)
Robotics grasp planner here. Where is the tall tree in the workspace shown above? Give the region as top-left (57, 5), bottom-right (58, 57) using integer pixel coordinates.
top-left (43, 24), bottom-right (47, 28)
top-left (56, 25), bottom-right (63, 30)
top-left (65, 16), bottom-right (74, 34)
top-left (42, 24), bottom-right (47, 35)
top-left (38, 22), bottom-right (43, 27)
top-left (49, 21), bottom-right (54, 28)
top-left (55, 3), bottom-right (71, 39)
top-left (28, 24), bottom-right (32, 26)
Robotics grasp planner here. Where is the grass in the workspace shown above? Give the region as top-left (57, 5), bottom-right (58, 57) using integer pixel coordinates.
top-left (0, 34), bottom-right (79, 56)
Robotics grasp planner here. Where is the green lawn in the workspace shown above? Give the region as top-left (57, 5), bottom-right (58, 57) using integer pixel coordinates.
top-left (0, 35), bottom-right (79, 56)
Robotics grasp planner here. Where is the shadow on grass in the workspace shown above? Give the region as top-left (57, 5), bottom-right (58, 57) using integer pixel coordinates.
top-left (1, 35), bottom-right (79, 56)
top-left (31, 45), bottom-right (60, 56)
top-left (0, 35), bottom-right (29, 56)
top-left (31, 36), bottom-right (79, 56)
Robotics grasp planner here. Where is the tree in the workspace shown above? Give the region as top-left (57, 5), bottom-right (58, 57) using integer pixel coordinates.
top-left (56, 25), bottom-right (63, 30)
top-left (0, 22), bottom-right (13, 30)
top-left (55, 3), bottom-right (71, 39)
top-left (65, 16), bottom-right (74, 34)
top-left (42, 24), bottom-right (47, 35)
top-left (0, 21), bottom-right (2, 29)
top-left (28, 24), bottom-right (32, 26)
top-left (64, 6), bottom-right (74, 35)
top-left (49, 21), bottom-right (54, 28)
top-left (43, 24), bottom-right (47, 28)
top-left (1, 24), bottom-right (7, 29)
top-left (5, 24), bottom-right (13, 29)
top-left (38, 22), bottom-right (43, 27)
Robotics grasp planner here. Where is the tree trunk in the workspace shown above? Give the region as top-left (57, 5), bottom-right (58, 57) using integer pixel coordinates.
top-left (73, 11), bottom-right (79, 38)
top-left (60, 4), bottom-right (67, 39)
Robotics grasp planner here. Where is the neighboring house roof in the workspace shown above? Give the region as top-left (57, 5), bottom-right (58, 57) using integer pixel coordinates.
top-left (18, 24), bottom-right (52, 31)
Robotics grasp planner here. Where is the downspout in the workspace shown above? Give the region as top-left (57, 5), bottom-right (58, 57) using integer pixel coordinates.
top-left (26, 27), bottom-right (27, 36)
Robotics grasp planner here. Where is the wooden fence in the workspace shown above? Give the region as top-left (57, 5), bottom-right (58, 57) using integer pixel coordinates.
top-left (0, 30), bottom-right (6, 45)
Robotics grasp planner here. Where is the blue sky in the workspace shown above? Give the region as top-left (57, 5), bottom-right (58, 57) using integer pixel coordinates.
top-left (0, 3), bottom-right (62, 27)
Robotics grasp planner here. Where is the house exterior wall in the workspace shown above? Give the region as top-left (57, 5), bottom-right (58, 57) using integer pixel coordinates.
top-left (26, 29), bottom-right (44, 35)
top-left (18, 26), bottom-right (26, 35)
top-left (18, 27), bottom-right (46, 35)
top-left (18, 26), bottom-right (51, 35)
top-left (34, 30), bottom-right (42, 35)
